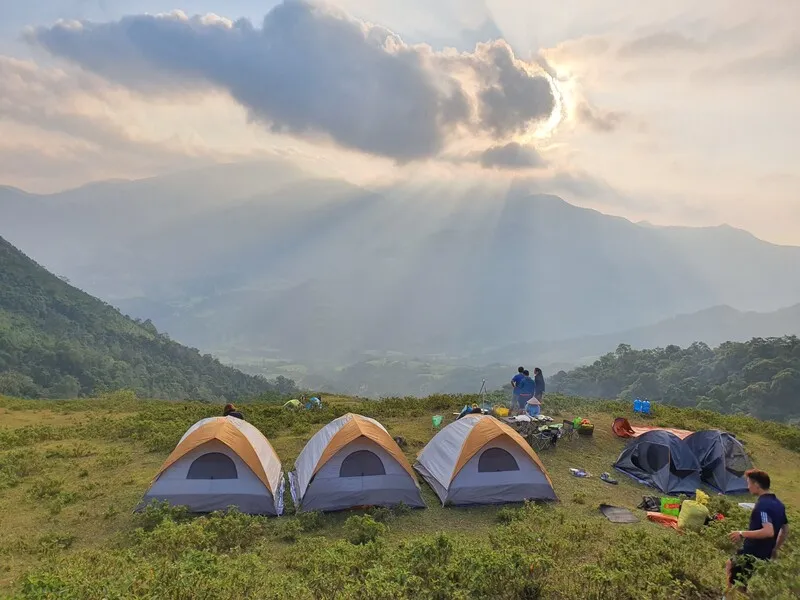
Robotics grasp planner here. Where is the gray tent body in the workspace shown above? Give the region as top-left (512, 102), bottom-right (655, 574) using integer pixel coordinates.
top-left (140, 439), bottom-right (285, 515)
top-left (684, 430), bottom-right (752, 494)
top-left (613, 430), bottom-right (702, 494)
top-left (289, 414), bottom-right (425, 512)
top-left (139, 417), bottom-right (285, 516)
top-left (414, 415), bottom-right (556, 506)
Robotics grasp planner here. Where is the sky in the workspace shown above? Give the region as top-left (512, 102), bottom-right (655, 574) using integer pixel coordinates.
top-left (1, 0), bottom-right (799, 245)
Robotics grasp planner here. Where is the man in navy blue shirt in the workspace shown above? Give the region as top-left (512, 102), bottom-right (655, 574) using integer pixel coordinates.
top-left (510, 367), bottom-right (525, 414)
top-left (726, 469), bottom-right (789, 594)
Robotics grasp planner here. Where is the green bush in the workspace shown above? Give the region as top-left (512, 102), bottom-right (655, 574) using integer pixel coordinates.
top-left (366, 506), bottom-right (394, 523)
top-left (133, 500), bottom-right (191, 532)
top-left (0, 448), bottom-right (43, 489)
top-left (27, 477), bottom-right (64, 500)
top-left (274, 518), bottom-right (303, 542)
top-left (296, 510), bottom-right (323, 532)
top-left (344, 514), bottom-right (387, 545)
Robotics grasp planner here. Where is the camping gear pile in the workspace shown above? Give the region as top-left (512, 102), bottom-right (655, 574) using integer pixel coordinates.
top-left (613, 427), bottom-right (752, 494)
top-left (502, 415), bottom-right (572, 451)
top-left (640, 489), bottom-right (722, 532)
top-left (573, 417), bottom-right (594, 436)
top-left (283, 397), bottom-right (323, 410)
top-left (139, 412), bottom-right (558, 515)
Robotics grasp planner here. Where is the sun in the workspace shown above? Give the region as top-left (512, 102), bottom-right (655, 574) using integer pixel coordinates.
top-left (518, 68), bottom-right (568, 143)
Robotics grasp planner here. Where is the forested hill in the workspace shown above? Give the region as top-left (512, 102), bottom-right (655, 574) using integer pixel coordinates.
top-left (549, 337), bottom-right (800, 423)
top-left (0, 236), bottom-right (296, 400)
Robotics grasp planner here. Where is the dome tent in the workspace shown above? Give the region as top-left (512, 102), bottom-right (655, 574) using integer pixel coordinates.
top-left (613, 430), bottom-right (701, 494)
top-left (414, 414), bottom-right (556, 506)
top-left (139, 416), bottom-right (284, 515)
top-left (289, 413), bottom-right (425, 512)
top-left (684, 430), bottom-right (752, 494)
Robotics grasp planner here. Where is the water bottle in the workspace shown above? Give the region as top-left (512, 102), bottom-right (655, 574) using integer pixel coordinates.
top-left (633, 398), bottom-right (642, 413)
top-left (642, 400), bottom-right (651, 415)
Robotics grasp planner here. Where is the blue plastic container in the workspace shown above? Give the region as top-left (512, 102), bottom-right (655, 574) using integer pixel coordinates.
top-left (642, 400), bottom-right (651, 415)
top-left (633, 398), bottom-right (642, 413)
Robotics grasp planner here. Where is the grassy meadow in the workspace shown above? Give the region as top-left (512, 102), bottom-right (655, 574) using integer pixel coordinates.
top-left (0, 391), bottom-right (798, 599)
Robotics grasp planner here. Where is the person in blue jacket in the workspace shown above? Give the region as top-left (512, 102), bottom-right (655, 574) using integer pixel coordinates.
top-left (510, 367), bottom-right (525, 414)
top-left (516, 370), bottom-right (535, 413)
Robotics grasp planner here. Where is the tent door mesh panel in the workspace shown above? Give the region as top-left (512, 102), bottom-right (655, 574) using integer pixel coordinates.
top-left (723, 437), bottom-right (751, 476)
top-left (186, 452), bottom-right (238, 480)
top-left (477, 447), bottom-right (520, 472)
top-left (339, 450), bottom-right (386, 477)
top-left (633, 443), bottom-right (669, 472)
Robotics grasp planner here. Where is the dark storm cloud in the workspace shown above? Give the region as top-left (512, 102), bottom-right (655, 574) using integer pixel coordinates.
top-left (28, 1), bottom-right (557, 162)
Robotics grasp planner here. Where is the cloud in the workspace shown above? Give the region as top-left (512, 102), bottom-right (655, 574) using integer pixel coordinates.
top-left (478, 142), bottom-right (545, 170)
top-left (704, 43), bottom-right (800, 80)
top-left (575, 102), bottom-right (627, 132)
top-left (0, 56), bottom-right (255, 191)
top-left (617, 32), bottom-right (705, 57)
top-left (28, 1), bottom-right (557, 163)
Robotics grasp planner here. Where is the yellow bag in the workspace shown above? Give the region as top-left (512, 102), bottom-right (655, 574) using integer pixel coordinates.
top-left (695, 490), bottom-right (710, 506)
top-left (677, 499), bottom-right (710, 531)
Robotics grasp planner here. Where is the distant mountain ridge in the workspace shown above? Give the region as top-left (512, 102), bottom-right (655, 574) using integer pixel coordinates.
top-left (475, 303), bottom-right (800, 367)
top-left (233, 303), bottom-right (800, 399)
top-left (2, 161), bottom-right (800, 367)
top-left (0, 235), bottom-right (295, 400)
top-left (549, 335), bottom-right (800, 423)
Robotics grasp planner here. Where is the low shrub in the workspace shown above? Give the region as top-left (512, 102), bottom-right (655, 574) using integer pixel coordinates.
top-left (344, 514), bottom-right (386, 545)
top-left (133, 500), bottom-right (191, 532)
top-left (296, 510), bottom-right (323, 532)
top-left (274, 518), bottom-right (302, 543)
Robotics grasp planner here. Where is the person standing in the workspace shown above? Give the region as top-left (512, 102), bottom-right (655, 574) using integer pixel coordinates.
top-left (725, 469), bottom-right (789, 594)
top-left (533, 368), bottom-right (545, 403)
top-left (517, 369), bottom-right (535, 414)
top-left (511, 367), bottom-right (525, 414)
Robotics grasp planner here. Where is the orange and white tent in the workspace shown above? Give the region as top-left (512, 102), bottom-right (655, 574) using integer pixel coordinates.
top-left (139, 416), bottom-right (284, 515)
top-left (289, 413), bottom-right (425, 512)
top-left (415, 414), bottom-right (556, 506)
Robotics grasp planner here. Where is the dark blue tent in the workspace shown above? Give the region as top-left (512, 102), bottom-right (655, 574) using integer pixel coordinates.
top-left (614, 430), bottom-right (702, 494)
top-left (684, 430), bottom-right (752, 494)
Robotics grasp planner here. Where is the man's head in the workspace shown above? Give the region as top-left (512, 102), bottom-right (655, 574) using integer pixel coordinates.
top-left (534, 368), bottom-right (542, 376)
top-left (518, 367), bottom-right (525, 374)
top-left (745, 469), bottom-right (771, 495)
top-left (523, 369), bottom-right (530, 377)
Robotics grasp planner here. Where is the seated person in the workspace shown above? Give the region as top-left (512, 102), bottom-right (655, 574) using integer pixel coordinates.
top-left (223, 403), bottom-right (244, 420)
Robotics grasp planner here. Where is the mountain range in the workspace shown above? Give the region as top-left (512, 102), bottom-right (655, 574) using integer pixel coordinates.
top-left (0, 235), bottom-right (294, 400)
top-left (3, 161), bottom-right (800, 379)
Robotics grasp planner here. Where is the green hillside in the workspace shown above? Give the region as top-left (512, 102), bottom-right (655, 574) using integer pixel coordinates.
top-left (0, 236), bottom-right (295, 400)
top-left (1, 393), bottom-right (798, 599)
top-left (550, 337), bottom-right (800, 423)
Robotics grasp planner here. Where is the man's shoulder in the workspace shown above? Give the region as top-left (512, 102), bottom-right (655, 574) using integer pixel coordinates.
top-left (758, 494), bottom-right (787, 515)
